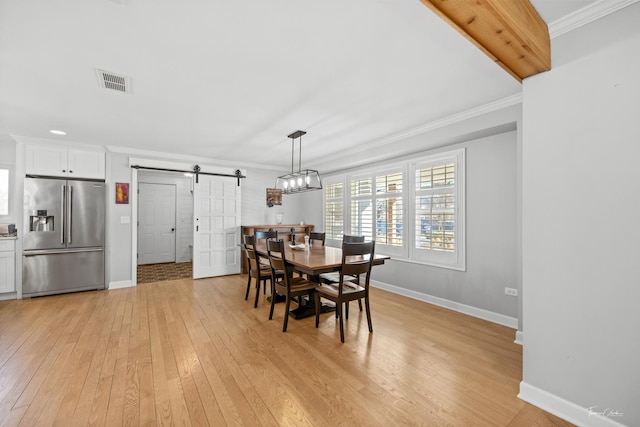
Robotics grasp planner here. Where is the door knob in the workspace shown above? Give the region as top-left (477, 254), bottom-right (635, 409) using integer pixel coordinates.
top-left (171, 228), bottom-right (175, 232)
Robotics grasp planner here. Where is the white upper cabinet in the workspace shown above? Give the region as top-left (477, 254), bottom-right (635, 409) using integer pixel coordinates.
top-left (67, 149), bottom-right (106, 180)
top-left (26, 145), bottom-right (105, 180)
top-left (25, 145), bottom-right (68, 177)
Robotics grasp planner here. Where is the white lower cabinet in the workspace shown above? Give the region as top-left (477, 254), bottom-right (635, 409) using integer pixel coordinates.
top-left (0, 240), bottom-right (16, 293)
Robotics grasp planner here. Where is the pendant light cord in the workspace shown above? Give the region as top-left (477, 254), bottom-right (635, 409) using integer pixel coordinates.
top-left (298, 133), bottom-right (302, 173)
top-left (291, 136), bottom-right (295, 174)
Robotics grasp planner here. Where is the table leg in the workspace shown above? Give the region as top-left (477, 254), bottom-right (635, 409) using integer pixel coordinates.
top-left (289, 294), bottom-right (335, 319)
top-left (266, 292), bottom-right (286, 303)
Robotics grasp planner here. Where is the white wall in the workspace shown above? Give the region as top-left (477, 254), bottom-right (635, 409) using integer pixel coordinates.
top-left (521, 4), bottom-right (640, 426)
top-left (106, 151), bottom-right (313, 287)
top-left (0, 137), bottom-right (19, 299)
top-left (240, 167), bottom-right (311, 226)
top-left (0, 136), bottom-right (17, 221)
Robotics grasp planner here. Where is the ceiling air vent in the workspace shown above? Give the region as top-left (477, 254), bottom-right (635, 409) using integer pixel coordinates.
top-left (96, 69), bottom-right (130, 93)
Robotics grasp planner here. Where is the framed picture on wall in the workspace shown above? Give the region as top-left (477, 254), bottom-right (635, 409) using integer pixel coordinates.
top-left (266, 188), bottom-right (282, 207)
top-left (116, 182), bottom-right (129, 204)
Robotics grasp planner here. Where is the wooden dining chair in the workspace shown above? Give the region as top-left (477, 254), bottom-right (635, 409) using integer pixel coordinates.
top-left (253, 229), bottom-right (277, 267)
top-left (266, 239), bottom-right (318, 332)
top-left (309, 231), bottom-right (326, 246)
top-left (319, 234), bottom-right (365, 313)
top-left (242, 234), bottom-right (281, 308)
top-left (244, 233), bottom-right (265, 270)
top-left (314, 241), bottom-right (375, 343)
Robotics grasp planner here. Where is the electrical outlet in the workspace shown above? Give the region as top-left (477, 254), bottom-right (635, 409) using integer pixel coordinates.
top-left (504, 287), bottom-right (518, 297)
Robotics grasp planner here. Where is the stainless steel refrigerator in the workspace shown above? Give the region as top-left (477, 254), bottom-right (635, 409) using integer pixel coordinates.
top-left (23, 177), bottom-right (105, 297)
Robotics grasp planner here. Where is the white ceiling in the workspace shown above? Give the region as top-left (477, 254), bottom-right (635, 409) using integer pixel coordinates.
top-left (0, 0), bottom-right (598, 173)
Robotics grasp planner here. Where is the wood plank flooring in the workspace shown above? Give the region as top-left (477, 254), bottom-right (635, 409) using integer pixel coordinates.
top-left (0, 275), bottom-right (573, 426)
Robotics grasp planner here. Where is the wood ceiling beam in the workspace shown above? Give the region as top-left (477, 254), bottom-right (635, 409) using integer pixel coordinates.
top-left (419, 0), bottom-right (550, 82)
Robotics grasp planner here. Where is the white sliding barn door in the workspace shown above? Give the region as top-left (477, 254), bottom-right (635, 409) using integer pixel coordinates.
top-left (192, 175), bottom-right (241, 279)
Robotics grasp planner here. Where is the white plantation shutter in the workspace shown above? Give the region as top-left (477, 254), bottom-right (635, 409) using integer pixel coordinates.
top-left (411, 149), bottom-right (465, 270)
top-left (415, 163), bottom-right (455, 252)
top-left (349, 170), bottom-right (404, 256)
top-left (350, 175), bottom-right (373, 240)
top-left (324, 181), bottom-right (344, 240)
top-left (375, 172), bottom-right (403, 246)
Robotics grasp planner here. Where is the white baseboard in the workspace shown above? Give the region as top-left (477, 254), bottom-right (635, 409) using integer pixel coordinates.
top-left (518, 382), bottom-right (628, 427)
top-left (0, 292), bottom-right (17, 301)
top-left (109, 280), bottom-right (134, 290)
top-left (514, 330), bottom-right (524, 345)
top-left (371, 280), bottom-right (518, 329)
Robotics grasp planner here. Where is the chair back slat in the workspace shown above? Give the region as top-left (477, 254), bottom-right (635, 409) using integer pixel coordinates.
top-left (268, 253), bottom-right (286, 273)
top-left (310, 232), bottom-right (325, 246)
top-left (339, 241), bottom-right (375, 290)
top-left (267, 238), bottom-right (293, 286)
top-left (243, 234), bottom-right (256, 245)
top-left (343, 234), bottom-right (365, 243)
top-left (242, 243), bottom-right (260, 274)
top-left (342, 259), bottom-right (371, 276)
top-left (266, 238), bottom-right (285, 259)
top-left (255, 229), bottom-right (278, 241)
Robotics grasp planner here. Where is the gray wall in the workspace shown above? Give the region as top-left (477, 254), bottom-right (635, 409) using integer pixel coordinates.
top-left (521, 4), bottom-right (640, 426)
top-left (106, 152), bottom-right (134, 284)
top-left (319, 130), bottom-right (519, 322)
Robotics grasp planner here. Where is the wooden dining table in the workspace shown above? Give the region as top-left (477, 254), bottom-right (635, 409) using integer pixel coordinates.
top-left (254, 241), bottom-right (390, 319)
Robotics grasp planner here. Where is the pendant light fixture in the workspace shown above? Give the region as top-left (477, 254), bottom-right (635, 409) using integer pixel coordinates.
top-left (275, 130), bottom-right (322, 194)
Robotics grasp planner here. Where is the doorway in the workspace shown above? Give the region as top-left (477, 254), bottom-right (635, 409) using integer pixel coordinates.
top-left (136, 171), bottom-right (193, 284)
top-left (129, 160), bottom-right (244, 286)
top-left (138, 182), bottom-right (176, 264)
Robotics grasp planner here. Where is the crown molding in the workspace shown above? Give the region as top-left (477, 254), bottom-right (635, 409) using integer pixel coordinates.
top-left (549, 0), bottom-right (640, 38)
top-left (363, 93), bottom-right (522, 150)
top-left (106, 144), bottom-right (281, 172)
top-left (309, 92), bottom-right (522, 172)
top-left (10, 135), bottom-right (105, 151)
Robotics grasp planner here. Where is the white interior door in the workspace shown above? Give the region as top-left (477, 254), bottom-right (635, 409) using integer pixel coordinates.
top-left (138, 183), bottom-right (176, 265)
top-left (192, 175), bottom-right (241, 279)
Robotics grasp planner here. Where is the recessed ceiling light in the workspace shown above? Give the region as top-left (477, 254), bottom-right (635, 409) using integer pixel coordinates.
top-left (50, 130), bottom-right (66, 135)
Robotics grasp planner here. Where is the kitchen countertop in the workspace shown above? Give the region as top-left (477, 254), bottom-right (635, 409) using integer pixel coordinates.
top-left (0, 235), bottom-right (17, 240)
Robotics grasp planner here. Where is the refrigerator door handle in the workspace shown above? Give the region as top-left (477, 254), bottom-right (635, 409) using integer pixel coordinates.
top-left (68, 185), bottom-right (73, 244)
top-left (24, 247), bottom-right (104, 256)
top-left (61, 185), bottom-right (66, 244)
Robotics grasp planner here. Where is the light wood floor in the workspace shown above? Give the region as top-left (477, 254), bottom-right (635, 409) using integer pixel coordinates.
top-left (0, 275), bottom-right (573, 426)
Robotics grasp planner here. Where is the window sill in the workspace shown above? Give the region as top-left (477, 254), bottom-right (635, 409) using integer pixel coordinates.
top-left (379, 255), bottom-right (466, 272)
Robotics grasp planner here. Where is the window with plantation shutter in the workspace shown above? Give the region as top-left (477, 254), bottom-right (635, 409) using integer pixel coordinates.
top-left (324, 181), bottom-right (344, 240)
top-left (411, 149), bottom-right (465, 270)
top-left (415, 164), bottom-right (455, 252)
top-left (348, 170), bottom-right (403, 251)
top-left (0, 167), bottom-right (11, 218)
top-left (322, 148), bottom-right (464, 270)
